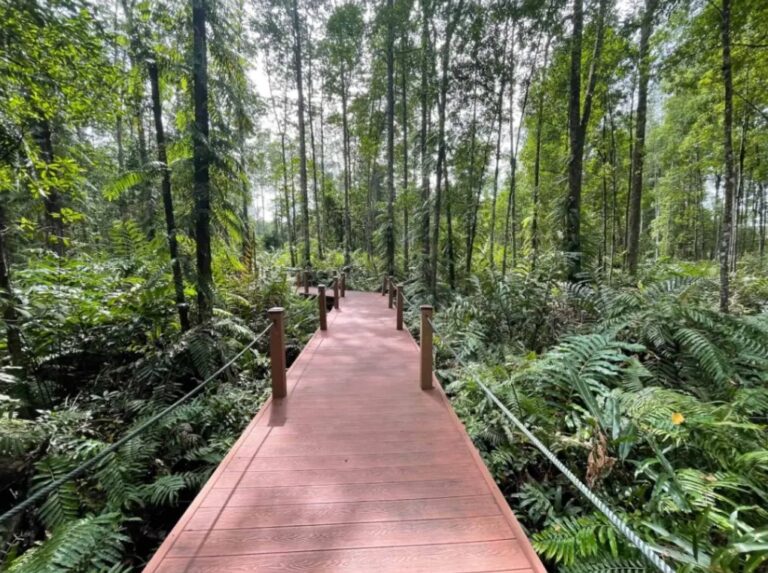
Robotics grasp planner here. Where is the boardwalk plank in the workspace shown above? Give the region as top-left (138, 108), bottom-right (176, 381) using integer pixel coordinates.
top-left (212, 463), bottom-right (479, 488)
top-left (183, 496), bottom-right (502, 530)
top-left (153, 540), bottom-right (533, 573)
top-left (169, 516), bottom-right (513, 556)
top-left (201, 478), bottom-right (489, 508)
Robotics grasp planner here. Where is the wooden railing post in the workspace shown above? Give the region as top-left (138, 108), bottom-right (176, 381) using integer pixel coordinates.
top-left (396, 284), bottom-right (404, 330)
top-left (420, 305), bottom-right (434, 390)
top-left (333, 276), bottom-right (340, 309)
top-left (381, 275), bottom-right (387, 296)
top-left (318, 284), bottom-right (328, 330)
top-left (340, 271), bottom-right (347, 297)
top-left (295, 271), bottom-right (301, 288)
top-left (268, 307), bottom-right (287, 399)
top-left (303, 269), bottom-right (309, 295)
top-left (388, 276), bottom-right (395, 309)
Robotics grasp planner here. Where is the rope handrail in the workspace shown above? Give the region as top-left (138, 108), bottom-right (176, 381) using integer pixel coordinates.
top-left (0, 322), bottom-right (273, 526)
top-left (399, 304), bottom-right (674, 573)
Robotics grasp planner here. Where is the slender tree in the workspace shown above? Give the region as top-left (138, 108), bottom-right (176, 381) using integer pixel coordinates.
top-left (719, 0), bottom-right (734, 312)
top-left (419, 0), bottom-right (432, 286)
top-left (626, 0), bottom-right (659, 275)
top-left (192, 0), bottom-right (213, 321)
top-left (148, 59), bottom-right (190, 332)
top-left (565, 0), bottom-right (608, 280)
top-left (385, 0), bottom-right (396, 276)
top-left (291, 0), bottom-right (311, 267)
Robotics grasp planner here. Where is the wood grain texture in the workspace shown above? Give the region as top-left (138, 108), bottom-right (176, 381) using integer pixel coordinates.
top-left (142, 291), bottom-right (545, 573)
top-left (213, 463), bottom-right (479, 488)
top-left (153, 540), bottom-right (534, 573)
top-left (183, 496), bottom-right (501, 531)
top-left (169, 516), bottom-right (513, 556)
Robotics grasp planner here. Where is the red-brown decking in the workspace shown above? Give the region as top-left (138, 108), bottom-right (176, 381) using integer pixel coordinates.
top-left (144, 291), bottom-right (546, 573)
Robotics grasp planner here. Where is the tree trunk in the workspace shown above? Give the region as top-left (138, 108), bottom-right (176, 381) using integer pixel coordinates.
top-left (306, 35), bottom-right (323, 260)
top-left (31, 120), bottom-right (65, 256)
top-left (420, 0), bottom-right (431, 286)
top-left (531, 51), bottom-right (548, 271)
top-left (489, 75), bottom-right (506, 270)
top-left (431, 0), bottom-right (461, 294)
top-left (341, 74), bottom-right (352, 266)
top-left (465, 92), bottom-right (478, 275)
top-left (401, 35), bottom-right (410, 275)
top-left (719, 0), bottom-right (734, 313)
top-left (291, 0), bottom-right (311, 267)
top-left (759, 182), bottom-right (765, 261)
top-left (609, 107), bottom-right (619, 281)
top-left (0, 197), bottom-right (23, 367)
top-left (149, 60), bottom-right (190, 332)
top-left (385, 0), bottom-right (396, 276)
top-left (280, 133), bottom-right (296, 266)
top-left (192, 0), bottom-right (213, 321)
top-left (601, 117), bottom-right (608, 269)
top-left (565, 0), bottom-right (607, 280)
top-left (626, 0), bottom-right (658, 275)
top-left (445, 164), bottom-right (456, 289)
top-left (565, 0), bottom-right (584, 280)
top-left (320, 83), bottom-right (328, 248)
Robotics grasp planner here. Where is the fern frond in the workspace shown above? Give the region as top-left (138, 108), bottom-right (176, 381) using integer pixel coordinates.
top-left (561, 557), bottom-right (649, 573)
top-left (532, 514), bottom-right (619, 565)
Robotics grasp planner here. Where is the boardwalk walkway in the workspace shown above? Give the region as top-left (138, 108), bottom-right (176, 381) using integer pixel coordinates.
top-left (144, 291), bottom-right (546, 572)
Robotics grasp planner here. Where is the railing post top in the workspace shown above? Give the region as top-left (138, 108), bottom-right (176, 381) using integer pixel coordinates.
top-left (420, 304), bottom-right (433, 312)
top-left (268, 307), bottom-right (285, 316)
top-left (318, 283), bottom-right (326, 290)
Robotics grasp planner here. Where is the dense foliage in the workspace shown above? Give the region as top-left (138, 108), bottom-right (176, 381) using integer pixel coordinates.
top-left (1, 0), bottom-right (767, 570)
top-left (426, 266), bottom-right (768, 572)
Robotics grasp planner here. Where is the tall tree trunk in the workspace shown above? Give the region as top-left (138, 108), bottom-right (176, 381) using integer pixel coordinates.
top-left (733, 116), bottom-right (748, 267)
top-left (445, 164), bottom-right (456, 289)
top-left (149, 60), bottom-right (190, 332)
top-left (531, 40), bottom-right (552, 271)
top-left (0, 197), bottom-right (23, 367)
top-left (530, 42), bottom-right (549, 271)
top-left (609, 107), bottom-right (619, 281)
top-left (192, 0), bottom-right (213, 321)
top-left (759, 181), bottom-right (765, 262)
top-left (713, 172), bottom-right (721, 260)
top-left (465, 91), bottom-right (478, 275)
top-left (291, 0), bottom-right (311, 267)
top-left (601, 117), bottom-right (608, 269)
top-left (401, 35), bottom-right (410, 275)
top-left (420, 0), bottom-right (431, 286)
top-left (31, 119), bottom-right (65, 256)
top-left (341, 74), bottom-right (352, 266)
top-left (624, 74), bottom-right (636, 256)
top-left (503, 24), bottom-right (535, 276)
top-left (280, 133), bottom-right (295, 266)
top-left (306, 37), bottom-right (323, 259)
top-left (385, 0), bottom-right (396, 276)
top-left (719, 0), bottom-right (734, 313)
top-left (626, 0), bottom-right (658, 275)
top-left (565, 0), bottom-right (584, 280)
top-left (565, 0), bottom-right (607, 280)
top-left (431, 0), bottom-right (462, 294)
top-left (489, 76), bottom-right (506, 270)
top-left (320, 83), bottom-right (328, 248)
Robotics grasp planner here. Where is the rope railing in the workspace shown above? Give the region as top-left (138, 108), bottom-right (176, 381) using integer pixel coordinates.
top-left (393, 291), bottom-right (674, 573)
top-left (0, 322), bottom-right (273, 527)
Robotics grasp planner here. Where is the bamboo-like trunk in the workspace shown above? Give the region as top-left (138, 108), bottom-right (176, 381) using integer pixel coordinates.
top-left (149, 59), bottom-right (190, 331)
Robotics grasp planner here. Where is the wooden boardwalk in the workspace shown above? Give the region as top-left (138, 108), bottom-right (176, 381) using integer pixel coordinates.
top-left (144, 291), bottom-right (546, 573)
